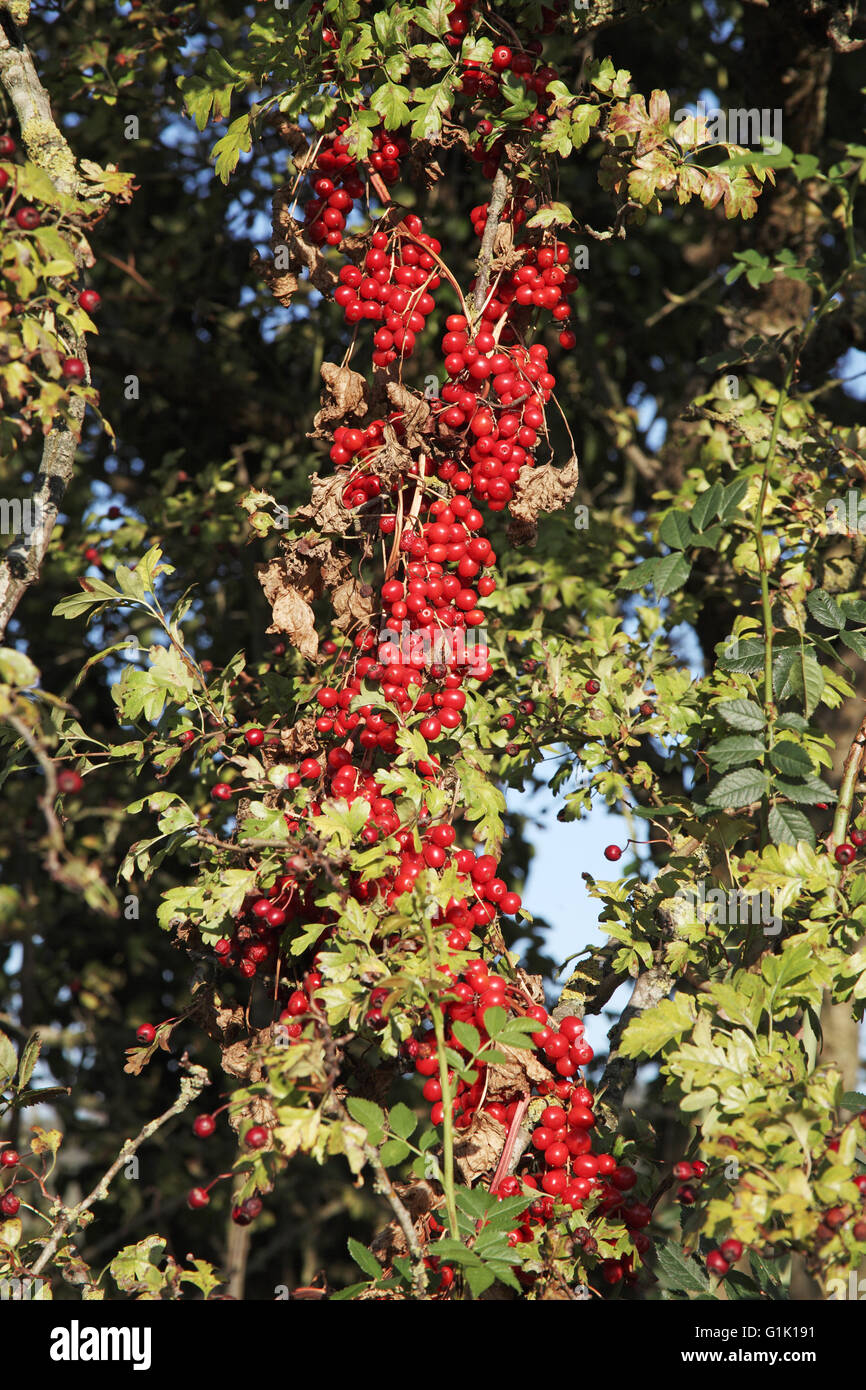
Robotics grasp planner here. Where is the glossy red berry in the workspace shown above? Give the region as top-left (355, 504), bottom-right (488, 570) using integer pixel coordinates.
top-left (835, 843), bottom-right (856, 865)
top-left (0, 135), bottom-right (15, 155)
top-left (0, 1150), bottom-right (19, 1169)
top-left (720, 1238), bottom-right (743, 1262)
top-left (57, 769), bottom-right (83, 794)
top-left (604, 844), bottom-right (622, 862)
top-left (135, 1023), bottom-right (156, 1044)
top-left (61, 356), bottom-right (86, 381)
top-left (211, 782), bottom-right (232, 800)
top-left (193, 1115), bottom-right (216, 1138)
top-left (707, 1251), bottom-right (730, 1277)
top-left (15, 206), bottom-right (40, 230)
top-left (246, 1125), bottom-right (269, 1150)
top-left (188, 1186), bottom-right (210, 1209)
top-left (0, 1192), bottom-right (20, 1216)
top-left (245, 728), bottom-right (265, 747)
top-left (78, 289), bottom-right (101, 312)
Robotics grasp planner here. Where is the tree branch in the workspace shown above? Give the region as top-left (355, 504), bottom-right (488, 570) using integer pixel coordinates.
top-left (0, 21), bottom-right (89, 638)
top-left (29, 1062), bottom-right (209, 1278)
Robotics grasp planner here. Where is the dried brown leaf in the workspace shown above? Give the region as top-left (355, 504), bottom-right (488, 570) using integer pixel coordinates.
top-left (257, 557), bottom-right (320, 659)
top-left (509, 455), bottom-right (581, 526)
top-left (453, 1109), bottom-right (508, 1184)
top-left (485, 1042), bottom-right (551, 1101)
top-left (313, 361), bottom-right (368, 432)
top-left (385, 382), bottom-right (432, 450)
top-left (295, 472), bottom-right (351, 533)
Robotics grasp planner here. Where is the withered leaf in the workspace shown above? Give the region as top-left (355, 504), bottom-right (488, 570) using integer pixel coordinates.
top-left (485, 1042), bottom-right (551, 1101)
top-left (509, 455), bottom-right (581, 526)
top-left (280, 714), bottom-right (321, 757)
top-left (385, 382), bottom-right (432, 450)
top-left (295, 472), bottom-right (350, 533)
top-left (453, 1109), bottom-right (508, 1184)
top-left (313, 361), bottom-right (368, 432)
top-left (257, 556), bottom-right (320, 660)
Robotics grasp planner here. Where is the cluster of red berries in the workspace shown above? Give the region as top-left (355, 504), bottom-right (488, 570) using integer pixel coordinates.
top-left (302, 126), bottom-right (410, 251)
top-left (335, 217), bottom-right (440, 363)
top-left (0, 1145), bottom-right (21, 1216)
top-left (673, 1156), bottom-right (709, 1206)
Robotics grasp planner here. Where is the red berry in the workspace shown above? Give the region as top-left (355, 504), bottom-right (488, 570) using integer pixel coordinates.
top-left (0, 135), bottom-right (15, 155)
top-left (604, 844), bottom-right (622, 862)
top-left (15, 206), bottom-right (40, 230)
top-left (720, 1238), bottom-right (743, 1263)
top-left (835, 843), bottom-right (856, 865)
top-left (135, 1023), bottom-right (156, 1044)
top-left (0, 1192), bottom-right (20, 1216)
top-left (57, 769), bottom-right (83, 794)
top-left (0, 1150), bottom-right (19, 1169)
top-left (78, 289), bottom-right (101, 312)
top-left (246, 1125), bottom-right (269, 1150)
top-left (193, 1115), bottom-right (216, 1138)
top-left (188, 1187), bottom-right (210, 1209)
top-left (707, 1251), bottom-right (730, 1277)
top-left (245, 728), bottom-right (265, 747)
top-left (62, 357), bottom-right (86, 381)
top-left (211, 782), bottom-right (232, 800)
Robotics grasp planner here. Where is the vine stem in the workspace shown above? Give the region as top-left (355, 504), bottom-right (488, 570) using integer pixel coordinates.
top-left (473, 165), bottom-right (510, 319)
top-left (30, 1062), bottom-right (209, 1278)
top-left (831, 713), bottom-right (866, 849)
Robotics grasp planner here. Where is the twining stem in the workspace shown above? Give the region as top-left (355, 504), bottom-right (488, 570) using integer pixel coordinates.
top-left (831, 713), bottom-right (866, 849)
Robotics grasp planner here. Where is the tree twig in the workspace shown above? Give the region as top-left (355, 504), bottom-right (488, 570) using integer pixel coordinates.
top-left (30, 1062), bottom-right (209, 1278)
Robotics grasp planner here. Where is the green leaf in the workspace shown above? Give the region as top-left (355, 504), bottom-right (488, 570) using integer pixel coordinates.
top-left (717, 699), bottom-right (765, 732)
top-left (840, 1091), bottom-right (866, 1111)
top-left (212, 113), bottom-right (252, 184)
top-left (781, 648), bottom-right (824, 715)
top-left (769, 743), bottom-right (813, 777)
top-left (619, 995), bottom-right (696, 1058)
top-left (705, 766), bottom-right (767, 809)
top-left (720, 476), bottom-right (750, 520)
top-left (0, 648), bottom-right (39, 687)
top-left (653, 551), bottom-right (692, 596)
top-left (388, 1103), bottom-right (417, 1141)
top-left (658, 509), bottom-right (695, 551)
top-left (840, 630), bottom-right (866, 661)
top-left (717, 638), bottom-right (765, 673)
top-left (452, 1021), bottom-right (481, 1056)
top-left (806, 588), bottom-right (846, 630)
top-left (347, 1238), bottom-right (382, 1280)
top-left (768, 803), bottom-right (815, 848)
top-left (16, 1032), bottom-right (41, 1089)
top-left (748, 1250), bottom-right (785, 1299)
top-left (0, 1029), bottom-right (17, 1088)
top-left (617, 556), bottom-right (659, 591)
top-left (704, 735), bottom-right (764, 771)
top-left (345, 1097), bottom-right (385, 1146)
top-left (690, 482), bottom-right (724, 532)
top-left (379, 1138), bottom-right (411, 1166)
top-left (480, 1005), bottom-right (507, 1038)
top-left (371, 82), bottom-right (411, 130)
top-left (656, 1239), bottom-right (713, 1294)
